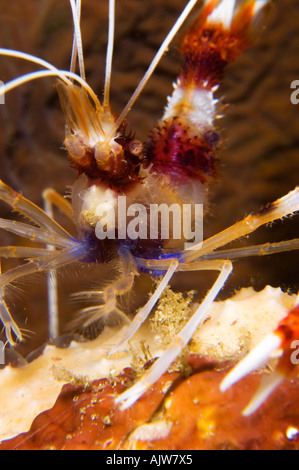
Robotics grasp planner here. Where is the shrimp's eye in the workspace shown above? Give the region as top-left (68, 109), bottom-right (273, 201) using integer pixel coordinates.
top-left (128, 139), bottom-right (143, 157)
top-left (203, 130), bottom-right (219, 148)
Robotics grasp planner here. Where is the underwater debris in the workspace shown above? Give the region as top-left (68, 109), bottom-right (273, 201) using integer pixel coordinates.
top-left (150, 287), bottom-right (196, 347)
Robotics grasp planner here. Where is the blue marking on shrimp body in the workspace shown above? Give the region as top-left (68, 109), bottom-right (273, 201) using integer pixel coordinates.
top-left (133, 250), bottom-right (185, 276)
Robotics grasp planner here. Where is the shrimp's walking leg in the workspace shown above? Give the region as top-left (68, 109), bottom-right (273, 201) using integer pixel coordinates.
top-left (0, 259), bottom-right (22, 346)
top-left (72, 247), bottom-right (138, 331)
top-left (0, 243), bottom-right (86, 345)
top-left (109, 259), bottom-right (179, 355)
top-left (0, 180), bottom-right (74, 245)
top-left (43, 192), bottom-right (60, 340)
top-left (0, 218), bottom-right (73, 249)
top-left (42, 186), bottom-right (78, 338)
top-left (0, 181), bottom-right (79, 341)
top-left (0, 246), bottom-right (52, 258)
top-left (42, 188), bottom-right (74, 222)
top-left (198, 239), bottom-right (299, 262)
top-left (115, 259), bottom-right (232, 409)
top-left (135, 188), bottom-right (299, 275)
top-left (182, 188), bottom-right (299, 264)
top-left (0, 182), bottom-right (78, 341)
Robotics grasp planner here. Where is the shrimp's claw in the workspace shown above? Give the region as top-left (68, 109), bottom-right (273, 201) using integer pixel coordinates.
top-left (220, 303), bottom-right (299, 415)
top-left (202, 0), bottom-right (271, 31)
top-left (147, 0), bottom-right (272, 188)
top-left (178, 0), bottom-right (273, 91)
top-left (0, 297), bottom-right (24, 346)
top-left (180, 0), bottom-right (272, 89)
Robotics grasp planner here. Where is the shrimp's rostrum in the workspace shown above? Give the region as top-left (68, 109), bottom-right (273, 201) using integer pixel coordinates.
top-left (0, 0), bottom-right (298, 413)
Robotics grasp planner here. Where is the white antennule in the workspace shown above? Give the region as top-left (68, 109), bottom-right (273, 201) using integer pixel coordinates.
top-left (107, 0), bottom-right (199, 140)
top-left (103, 0), bottom-right (116, 109)
top-left (69, 0), bottom-right (85, 80)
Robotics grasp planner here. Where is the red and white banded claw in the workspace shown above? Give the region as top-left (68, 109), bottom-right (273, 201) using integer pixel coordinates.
top-left (220, 299), bottom-right (299, 416)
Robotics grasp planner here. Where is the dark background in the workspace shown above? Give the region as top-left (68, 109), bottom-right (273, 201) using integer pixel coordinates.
top-left (0, 0), bottom-right (298, 357)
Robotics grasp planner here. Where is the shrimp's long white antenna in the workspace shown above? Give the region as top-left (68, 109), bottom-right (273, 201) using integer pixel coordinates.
top-left (0, 69), bottom-right (99, 108)
top-left (0, 48), bottom-right (72, 85)
top-left (0, 48), bottom-right (101, 108)
top-left (69, 0), bottom-right (82, 76)
top-left (107, 0), bottom-right (199, 139)
top-left (69, 0), bottom-right (85, 80)
top-left (103, 0), bottom-right (116, 109)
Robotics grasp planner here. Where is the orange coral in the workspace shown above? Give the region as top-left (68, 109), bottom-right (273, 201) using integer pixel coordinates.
top-left (1, 356), bottom-right (299, 450)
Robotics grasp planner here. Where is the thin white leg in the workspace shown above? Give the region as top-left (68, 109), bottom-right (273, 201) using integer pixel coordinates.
top-left (132, 188), bottom-right (299, 277)
top-left (199, 238), bottom-right (299, 261)
top-left (43, 195), bottom-right (59, 341)
top-left (0, 244), bottom-right (86, 344)
top-left (182, 187), bottom-right (299, 263)
top-left (109, 259), bottom-right (179, 355)
top-left (42, 188), bottom-right (74, 222)
top-left (0, 180), bottom-right (74, 244)
top-left (0, 218), bottom-right (72, 249)
top-left (0, 246), bottom-right (52, 258)
top-left (115, 259), bottom-right (232, 409)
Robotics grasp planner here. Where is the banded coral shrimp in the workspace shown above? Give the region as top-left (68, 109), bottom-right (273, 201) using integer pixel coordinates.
top-left (0, 0), bottom-right (296, 422)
